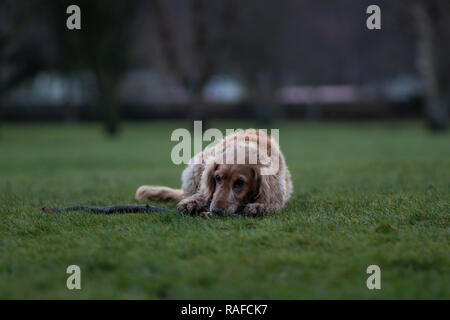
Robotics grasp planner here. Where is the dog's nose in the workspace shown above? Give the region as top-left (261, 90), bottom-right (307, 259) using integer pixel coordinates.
top-left (210, 207), bottom-right (226, 214)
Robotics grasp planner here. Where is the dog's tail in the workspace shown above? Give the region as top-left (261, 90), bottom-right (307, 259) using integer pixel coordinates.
top-left (135, 186), bottom-right (184, 201)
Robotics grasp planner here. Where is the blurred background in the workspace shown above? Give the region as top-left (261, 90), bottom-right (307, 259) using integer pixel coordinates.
top-left (1, 0), bottom-right (449, 135)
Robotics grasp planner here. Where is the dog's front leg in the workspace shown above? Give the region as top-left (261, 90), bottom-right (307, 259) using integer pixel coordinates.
top-left (176, 194), bottom-right (210, 215)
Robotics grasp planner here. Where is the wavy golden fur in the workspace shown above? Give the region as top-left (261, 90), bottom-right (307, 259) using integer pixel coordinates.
top-left (136, 129), bottom-right (292, 216)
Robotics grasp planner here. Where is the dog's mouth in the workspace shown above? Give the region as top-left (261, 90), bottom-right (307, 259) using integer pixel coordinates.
top-left (208, 204), bottom-right (247, 216)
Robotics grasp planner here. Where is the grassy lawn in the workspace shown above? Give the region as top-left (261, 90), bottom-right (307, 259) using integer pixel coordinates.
top-left (0, 121), bottom-right (449, 299)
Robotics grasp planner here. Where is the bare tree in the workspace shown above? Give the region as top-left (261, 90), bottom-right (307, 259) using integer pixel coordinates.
top-left (0, 0), bottom-right (43, 135)
top-left (411, 0), bottom-right (448, 130)
top-left (150, 0), bottom-right (237, 128)
top-left (47, 0), bottom-right (141, 136)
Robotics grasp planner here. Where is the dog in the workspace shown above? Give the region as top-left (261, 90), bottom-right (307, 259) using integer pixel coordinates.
top-left (135, 129), bottom-right (292, 216)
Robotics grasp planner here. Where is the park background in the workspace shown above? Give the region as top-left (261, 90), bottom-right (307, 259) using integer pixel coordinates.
top-left (0, 0), bottom-right (449, 299)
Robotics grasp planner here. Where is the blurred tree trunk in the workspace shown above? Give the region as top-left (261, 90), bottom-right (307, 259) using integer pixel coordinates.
top-left (254, 71), bottom-right (275, 124)
top-left (412, 0), bottom-right (448, 130)
top-left (96, 69), bottom-right (120, 136)
top-left (0, 1), bottom-right (41, 138)
top-left (45, 0), bottom-right (138, 137)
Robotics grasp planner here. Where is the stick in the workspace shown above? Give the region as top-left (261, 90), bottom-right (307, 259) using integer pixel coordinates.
top-left (42, 204), bottom-right (176, 214)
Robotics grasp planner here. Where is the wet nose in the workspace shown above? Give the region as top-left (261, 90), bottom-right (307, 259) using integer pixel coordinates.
top-left (211, 207), bottom-right (226, 214)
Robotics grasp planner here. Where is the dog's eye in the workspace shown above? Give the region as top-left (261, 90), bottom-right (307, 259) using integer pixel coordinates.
top-left (233, 179), bottom-right (244, 188)
top-left (215, 175), bottom-right (221, 183)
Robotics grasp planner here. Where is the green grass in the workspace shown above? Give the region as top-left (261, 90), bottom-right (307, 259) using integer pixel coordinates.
top-left (0, 121), bottom-right (449, 299)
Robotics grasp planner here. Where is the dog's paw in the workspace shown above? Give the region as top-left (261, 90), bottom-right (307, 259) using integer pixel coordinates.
top-left (176, 197), bottom-right (207, 215)
top-left (242, 203), bottom-right (268, 217)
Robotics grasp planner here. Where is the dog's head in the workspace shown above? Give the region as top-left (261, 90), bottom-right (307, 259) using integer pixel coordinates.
top-left (201, 163), bottom-right (261, 214)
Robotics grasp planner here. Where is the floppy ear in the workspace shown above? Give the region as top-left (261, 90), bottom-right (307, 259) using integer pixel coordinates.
top-left (251, 166), bottom-right (284, 211)
top-left (199, 162), bottom-right (218, 200)
top-left (251, 167), bottom-right (262, 202)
